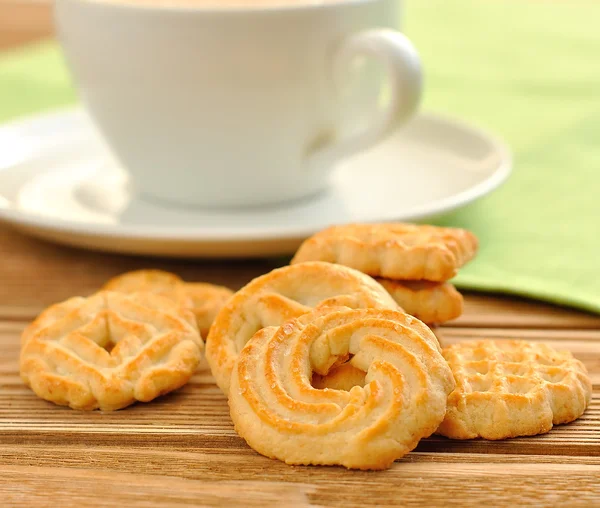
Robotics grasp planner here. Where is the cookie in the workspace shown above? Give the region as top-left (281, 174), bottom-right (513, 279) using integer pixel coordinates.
top-left (20, 291), bottom-right (203, 411)
top-left (437, 340), bottom-right (592, 440)
top-left (376, 279), bottom-right (463, 324)
top-left (292, 223), bottom-right (478, 282)
top-left (103, 269), bottom-right (183, 297)
top-left (229, 307), bottom-right (454, 470)
top-left (183, 282), bottom-right (234, 338)
top-left (103, 270), bottom-right (233, 337)
top-left (206, 262), bottom-right (399, 394)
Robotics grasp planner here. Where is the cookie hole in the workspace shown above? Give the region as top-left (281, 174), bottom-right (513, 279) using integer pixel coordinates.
top-left (464, 361), bottom-right (490, 375)
top-left (84, 332), bottom-right (117, 354)
top-left (103, 342), bottom-right (116, 353)
top-left (469, 377), bottom-right (493, 393)
top-left (506, 378), bottom-right (538, 394)
top-left (75, 316), bottom-right (116, 353)
top-left (311, 362), bottom-right (366, 392)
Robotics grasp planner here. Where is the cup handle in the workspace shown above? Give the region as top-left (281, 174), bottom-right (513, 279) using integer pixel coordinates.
top-left (308, 29), bottom-right (422, 168)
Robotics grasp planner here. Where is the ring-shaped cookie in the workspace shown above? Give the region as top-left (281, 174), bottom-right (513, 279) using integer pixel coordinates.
top-left (206, 262), bottom-right (399, 394)
top-left (20, 291), bottom-right (203, 411)
top-left (229, 307), bottom-right (454, 470)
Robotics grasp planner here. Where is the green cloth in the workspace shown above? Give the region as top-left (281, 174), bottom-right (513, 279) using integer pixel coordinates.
top-left (0, 0), bottom-right (599, 313)
top-left (405, 0), bottom-right (600, 314)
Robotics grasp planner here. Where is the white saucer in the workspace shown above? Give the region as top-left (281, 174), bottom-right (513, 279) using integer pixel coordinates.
top-left (0, 108), bottom-right (510, 258)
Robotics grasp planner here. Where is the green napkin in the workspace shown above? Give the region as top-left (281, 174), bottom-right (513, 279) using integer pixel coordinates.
top-left (0, 0), bottom-right (599, 313)
top-left (405, 0), bottom-right (600, 314)
top-left (0, 42), bottom-right (75, 122)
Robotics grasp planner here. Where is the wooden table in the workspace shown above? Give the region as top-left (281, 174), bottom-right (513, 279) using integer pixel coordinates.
top-left (1, 225), bottom-right (599, 506)
top-left (1, 7), bottom-right (599, 506)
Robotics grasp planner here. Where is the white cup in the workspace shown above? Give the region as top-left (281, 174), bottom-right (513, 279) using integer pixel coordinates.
top-left (55, 0), bottom-right (422, 208)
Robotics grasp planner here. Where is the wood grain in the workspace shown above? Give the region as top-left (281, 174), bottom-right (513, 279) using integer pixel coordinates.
top-left (3, 460), bottom-right (599, 508)
top-left (0, 220), bottom-right (600, 507)
top-left (2, 5), bottom-right (600, 503)
top-left (1, 307), bottom-right (600, 506)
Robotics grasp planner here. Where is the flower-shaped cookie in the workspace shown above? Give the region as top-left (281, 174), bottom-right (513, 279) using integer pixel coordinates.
top-left (20, 291), bottom-right (203, 411)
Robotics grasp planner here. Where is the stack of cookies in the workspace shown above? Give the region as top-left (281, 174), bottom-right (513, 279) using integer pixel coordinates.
top-left (19, 223), bottom-right (593, 471)
top-left (291, 223), bottom-right (479, 325)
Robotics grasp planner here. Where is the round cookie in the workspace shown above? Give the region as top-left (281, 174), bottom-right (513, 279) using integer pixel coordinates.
top-left (229, 307), bottom-right (454, 470)
top-left (20, 291), bottom-right (203, 411)
top-left (206, 262), bottom-right (399, 394)
top-left (103, 269), bottom-right (233, 338)
top-left (182, 282), bottom-right (234, 338)
top-left (437, 340), bottom-right (592, 440)
top-left (103, 269), bottom-right (184, 298)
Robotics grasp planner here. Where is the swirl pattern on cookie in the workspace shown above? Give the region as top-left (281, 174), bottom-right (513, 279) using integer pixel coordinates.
top-left (206, 262), bottom-right (399, 394)
top-left (229, 307), bottom-right (454, 470)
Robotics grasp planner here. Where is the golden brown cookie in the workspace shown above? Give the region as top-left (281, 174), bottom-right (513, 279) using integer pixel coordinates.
top-left (20, 291), bottom-right (203, 411)
top-left (292, 223), bottom-right (478, 282)
top-left (437, 340), bottom-right (592, 440)
top-left (206, 262), bottom-right (399, 394)
top-left (184, 282), bottom-right (235, 338)
top-left (229, 307), bottom-right (454, 470)
top-left (376, 279), bottom-right (463, 324)
top-left (103, 270), bottom-right (233, 337)
top-left (103, 269), bottom-right (184, 297)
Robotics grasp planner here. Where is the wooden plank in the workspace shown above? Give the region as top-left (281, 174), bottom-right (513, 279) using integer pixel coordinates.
top-left (3, 446), bottom-right (600, 470)
top-left (452, 293), bottom-right (600, 330)
top-left (0, 226), bottom-right (279, 320)
top-left (1, 461), bottom-right (599, 507)
top-left (0, 466), bottom-right (317, 508)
